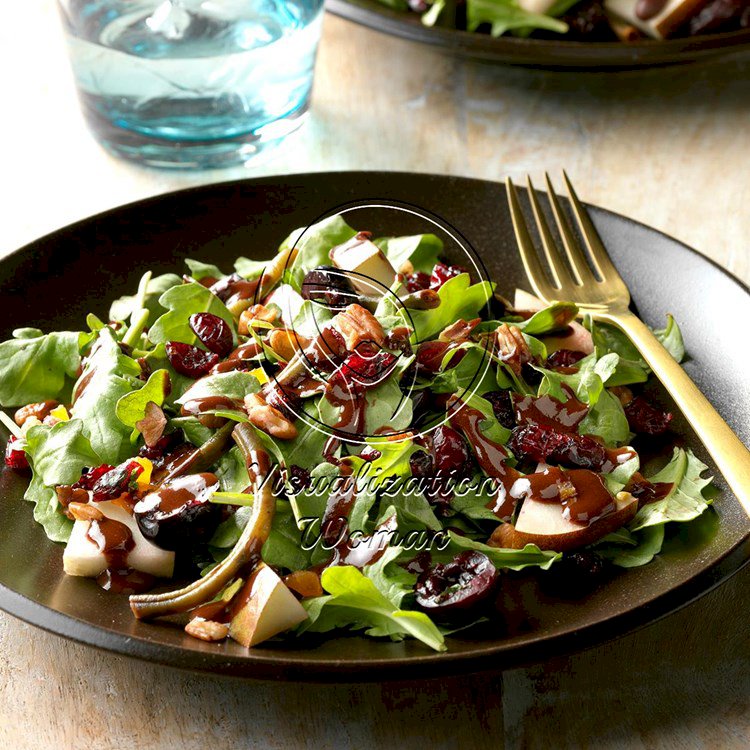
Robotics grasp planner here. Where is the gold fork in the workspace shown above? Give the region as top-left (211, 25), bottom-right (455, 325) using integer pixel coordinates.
top-left (506, 172), bottom-right (750, 518)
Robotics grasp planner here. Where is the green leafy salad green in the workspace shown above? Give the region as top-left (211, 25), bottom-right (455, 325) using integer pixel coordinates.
top-left (0, 216), bottom-right (714, 652)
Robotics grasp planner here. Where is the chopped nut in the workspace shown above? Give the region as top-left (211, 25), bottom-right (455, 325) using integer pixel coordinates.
top-left (238, 304), bottom-right (279, 335)
top-left (334, 304), bottom-right (385, 351)
top-left (610, 385), bottom-right (634, 407)
top-left (495, 324), bottom-right (533, 375)
top-left (244, 393), bottom-right (298, 440)
top-left (401, 289), bottom-right (441, 310)
top-left (267, 328), bottom-right (311, 362)
top-left (68, 502), bottom-right (104, 522)
top-left (557, 478), bottom-right (578, 502)
top-left (439, 317), bottom-right (481, 343)
top-left (283, 570), bottom-right (324, 598)
top-left (14, 400), bottom-right (59, 427)
top-left (136, 401), bottom-right (167, 448)
top-left (185, 617), bottom-right (229, 642)
top-left (55, 485), bottom-right (90, 510)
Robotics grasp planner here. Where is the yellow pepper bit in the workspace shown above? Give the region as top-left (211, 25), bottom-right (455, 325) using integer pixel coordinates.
top-left (133, 457), bottom-right (153, 489)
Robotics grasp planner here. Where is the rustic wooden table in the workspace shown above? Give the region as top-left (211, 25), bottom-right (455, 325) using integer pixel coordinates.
top-left (1, 3), bottom-right (748, 748)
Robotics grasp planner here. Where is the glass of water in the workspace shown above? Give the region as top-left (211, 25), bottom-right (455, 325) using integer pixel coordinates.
top-left (57, 0), bottom-right (324, 169)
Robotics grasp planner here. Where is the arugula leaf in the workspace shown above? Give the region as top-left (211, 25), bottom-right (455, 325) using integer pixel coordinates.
top-left (115, 369), bottom-right (170, 429)
top-left (70, 327), bottom-right (142, 464)
top-left (364, 546), bottom-right (417, 608)
top-left (406, 274), bottom-right (494, 342)
top-left (0, 329), bottom-right (90, 407)
top-left (596, 525), bottom-right (665, 568)
top-left (176, 371), bottom-right (260, 406)
top-left (185, 259), bottom-right (226, 281)
top-left (109, 273), bottom-right (181, 324)
top-left (430, 345), bottom-right (497, 396)
top-left (577, 388), bottom-right (630, 446)
top-left (630, 449), bottom-right (712, 531)
top-left (536, 352), bottom-right (630, 445)
top-left (374, 234), bottom-right (442, 274)
top-left (515, 302), bottom-right (578, 335)
top-left (23, 420), bottom-right (102, 542)
top-left (140, 343), bottom-right (195, 406)
top-left (467, 0), bottom-right (569, 36)
top-left (443, 532), bottom-right (560, 570)
top-left (210, 501), bottom-right (312, 572)
top-left (148, 280), bottom-right (235, 346)
top-left (234, 257), bottom-right (269, 280)
top-left (299, 565), bottom-right (446, 651)
top-left (283, 215), bottom-right (358, 276)
top-left (654, 314), bottom-right (685, 363)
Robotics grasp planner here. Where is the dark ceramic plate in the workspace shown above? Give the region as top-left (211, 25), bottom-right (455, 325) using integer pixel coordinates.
top-left (0, 172), bottom-right (748, 681)
top-left (326, 0), bottom-right (750, 68)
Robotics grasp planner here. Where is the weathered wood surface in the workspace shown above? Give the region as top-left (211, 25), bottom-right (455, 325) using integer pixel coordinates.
top-left (1, 3), bottom-right (748, 748)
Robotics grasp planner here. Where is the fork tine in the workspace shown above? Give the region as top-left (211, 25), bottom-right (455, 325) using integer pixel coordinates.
top-left (505, 177), bottom-right (556, 301)
top-left (544, 173), bottom-right (598, 287)
top-left (561, 170), bottom-right (623, 284)
top-left (526, 175), bottom-right (572, 290)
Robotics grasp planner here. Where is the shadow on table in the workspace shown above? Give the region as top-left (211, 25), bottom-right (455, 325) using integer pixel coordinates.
top-left (502, 564), bottom-right (750, 749)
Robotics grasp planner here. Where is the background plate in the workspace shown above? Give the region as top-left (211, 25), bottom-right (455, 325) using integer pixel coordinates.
top-left (0, 172), bottom-right (748, 681)
top-left (326, 0), bottom-right (750, 69)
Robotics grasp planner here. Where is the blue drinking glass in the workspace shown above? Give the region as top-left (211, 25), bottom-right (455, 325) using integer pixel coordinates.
top-left (57, 0), bottom-right (324, 169)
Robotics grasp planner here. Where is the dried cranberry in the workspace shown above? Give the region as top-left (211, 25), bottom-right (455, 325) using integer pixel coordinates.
top-left (90, 460), bottom-right (143, 502)
top-left (359, 446), bottom-right (382, 462)
top-left (624, 396), bottom-right (672, 436)
top-left (405, 272), bottom-right (432, 293)
top-left (138, 432), bottom-right (181, 462)
top-left (266, 385), bottom-right (302, 420)
top-left (332, 350), bottom-right (397, 391)
top-left (404, 551), bottom-right (432, 575)
top-left (301, 266), bottom-right (358, 309)
top-left (432, 425), bottom-right (472, 477)
top-left (189, 313), bottom-right (233, 357)
top-left (4, 436), bottom-right (29, 471)
top-left (409, 448), bottom-right (435, 478)
top-left (209, 273), bottom-right (244, 302)
top-left (134, 473), bottom-right (220, 551)
top-left (546, 349), bottom-right (585, 369)
top-left (414, 340), bottom-right (452, 374)
top-left (74, 464), bottom-right (115, 491)
top-left (166, 341), bottom-right (219, 378)
top-left (430, 262), bottom-right (468, 290)
top-left (508, 423), bottom-right (607, 471)
top-left (483, 391), bottom-right (516, 429)
top-left (690, 0), bottom-right (750, 35)
top-left (541, 551), bottom-right (609, 598)
top-left (559, 0), bottom-right (616, 41)
top-left (415, 551), bottom-right (499, 615)
top-left (287, 465), bottom-right (312, 493)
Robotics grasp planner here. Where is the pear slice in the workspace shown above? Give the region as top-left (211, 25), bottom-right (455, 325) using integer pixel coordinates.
top-left (229, 564), bottom-right (308, 648)
top-left (63, 500), bottom-right (175, 578)
top-left (490, 492), bottom-right (638, 552)
top-left (604, 0), bottom-right (707, 39)
top-left (265, 283), bottom-right (305, 327)
top-left (513, 288), bottom-right (594, 355)
top-left (330, 234), bottom-right (397, 297)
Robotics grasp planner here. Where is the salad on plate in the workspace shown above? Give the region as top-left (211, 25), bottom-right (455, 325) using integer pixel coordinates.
top-left (0, 216), bottom-right (714, 652)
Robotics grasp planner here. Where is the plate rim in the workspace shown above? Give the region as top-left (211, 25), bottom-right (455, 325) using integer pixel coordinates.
top-left (325, 0), bottom-right (750, 68)
top-left (0, 170), bottom-right (748, 681)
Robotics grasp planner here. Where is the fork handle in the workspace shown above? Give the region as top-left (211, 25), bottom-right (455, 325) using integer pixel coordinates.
top-left (600, 310), bottom-right (750, 518)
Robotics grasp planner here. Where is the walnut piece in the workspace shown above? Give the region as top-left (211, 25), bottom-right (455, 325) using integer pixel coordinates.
top-left (238, 304), bottom-right (279, 335)
top-left (334, 304), bottom-right (385, 351)
top-left (244, 393), bottom-right (298, 440)
top-left (185, 617), bottom-right (229, 642)
top-left (14, 400), bottom-right (59, 427)
top-left (495, 323), bottom-right (533, 375)
top-left (267, 328), bottom-right (311, 363)
top-left (68, 502), bottom-right (105, 522)
top-left (439, 317), bottom-right (481, 343)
